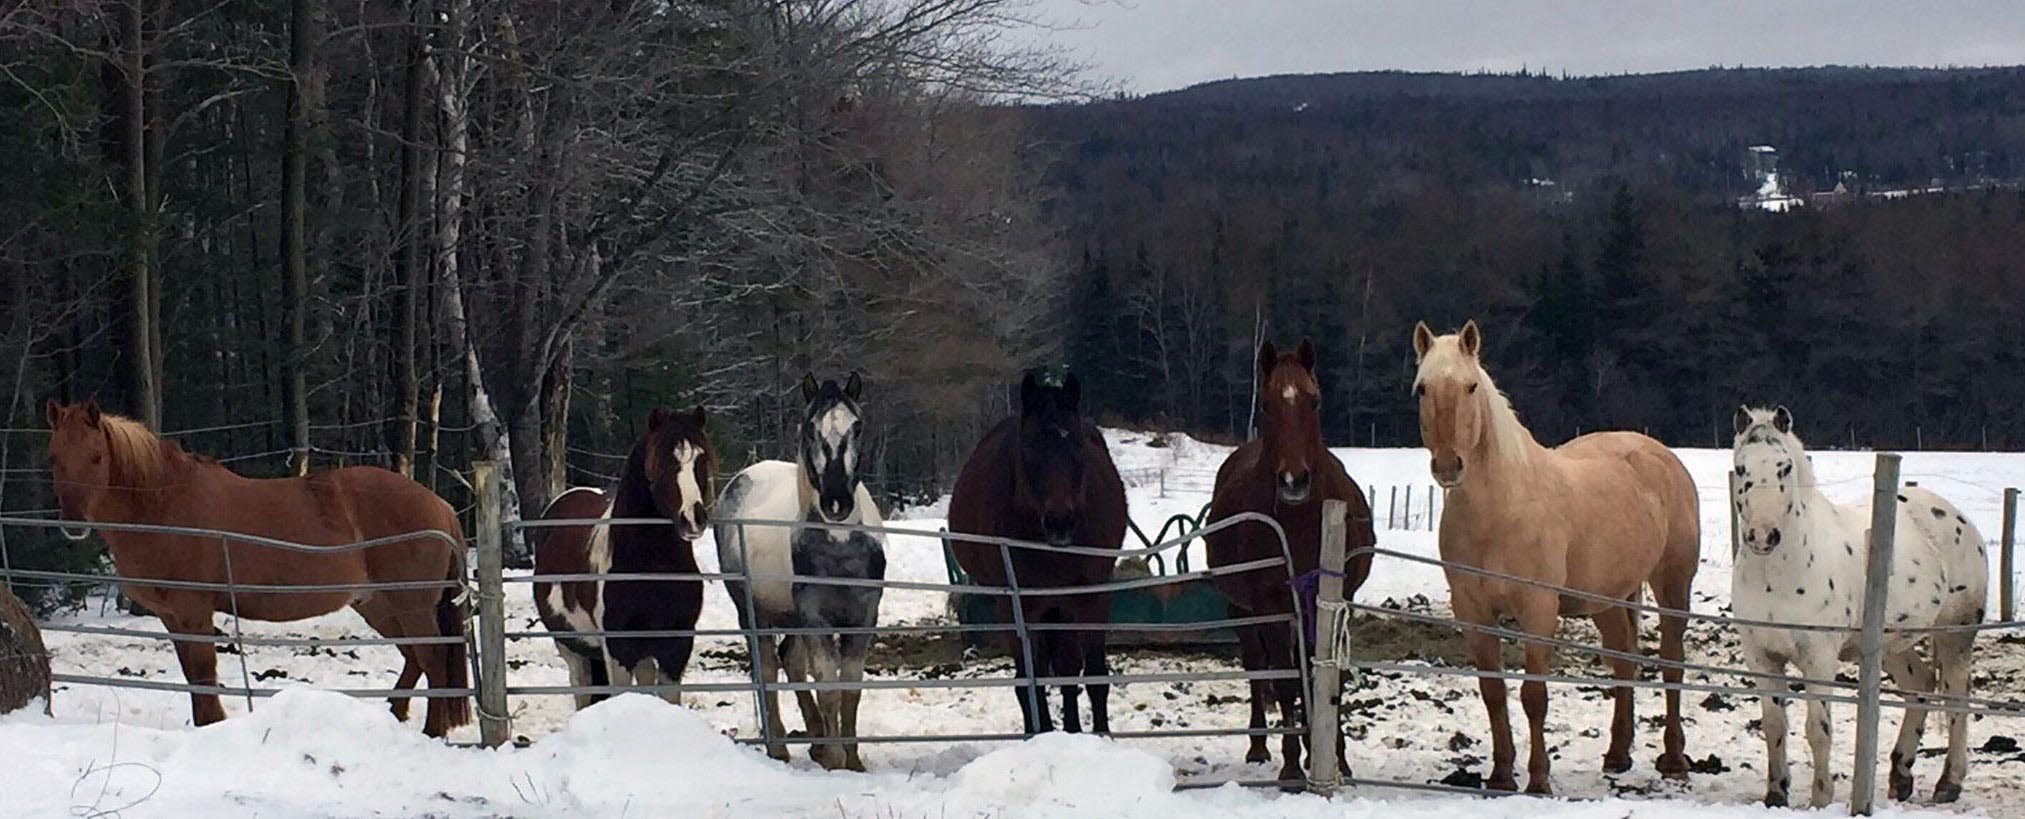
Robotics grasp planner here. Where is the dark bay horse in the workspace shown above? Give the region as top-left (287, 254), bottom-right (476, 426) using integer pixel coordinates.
top-left (1205, 339), bottom-right (1374, 783)
top-left (44, 399), bottom-right (471, 736)
top-left (717, 373), bottom-right (885, 770)
top-left (948, 371), bottom-right (1127, 735)
top-left (534, 406), bottom-right (715, 707)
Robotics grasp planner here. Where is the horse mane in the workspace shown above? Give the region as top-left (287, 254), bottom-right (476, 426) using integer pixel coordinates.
top-left (99, 413), bottom-right (182, 494)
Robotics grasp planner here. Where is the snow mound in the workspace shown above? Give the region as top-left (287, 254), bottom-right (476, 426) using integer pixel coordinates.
top-left (952, 732), bottom-right (1176, 808)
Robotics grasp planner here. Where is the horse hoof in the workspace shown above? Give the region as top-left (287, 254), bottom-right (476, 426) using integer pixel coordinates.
top-left (1486, 776), bottom-right (1518, 792)
top-left (1933, 782), bottom-right (1962, 804)
top-left (766, 746), bottom-right (791, 762)
top-left (1602, 754), bottom-right (1633, 774)
top-left (845, 756), bottom-right (866, 773)
top-left (1763, 792), bottom-right (1787, 808)
top-left (1524, 780), bottom-right (1553, 796)
top-left (1277, 763), bottom-right (1304, 788)
top-left (1889, 777), bottom-right (1913, 802)
top-left (1246, 748), bottom-right (1271, 765)
top-left (1655, 753), bottom-right (1690, 778)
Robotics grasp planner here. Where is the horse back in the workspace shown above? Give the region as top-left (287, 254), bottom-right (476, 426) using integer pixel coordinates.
top-left (533, 488), bottom-right (610, 626)
top-left (1552, 431), bottom-right (1701, 575)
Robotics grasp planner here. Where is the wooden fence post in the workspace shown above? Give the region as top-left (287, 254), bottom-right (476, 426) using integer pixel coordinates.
top-left (472, 460), bottom-right (511, 748)
top-left (1307, 499), bottom-right (1348, 794)
top-left (2002, 487), bottom-right (2017, 623)
top-left (1850, 453), bottom-right (1901, 816)
top-left (1386, 486), bottom-right (1397, 530)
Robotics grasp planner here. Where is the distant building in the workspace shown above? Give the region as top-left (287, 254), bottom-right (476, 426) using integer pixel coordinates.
top-left (1739, 145), bottom-right (1804, 211)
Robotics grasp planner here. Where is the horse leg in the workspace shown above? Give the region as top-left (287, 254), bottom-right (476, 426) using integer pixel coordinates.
top-left (1008, 616), bottom-right (1053, 735)
top-left (560, 647), bottom-right (597, 711)
top-left (389, 649), bottom-right (422, 721)
top-left (1932, 632), bottom-right (1974, 803)
top-left (353, 595), bottom-right (459, 737)
top-left (1237, 623), bottom-right (1272, 764)
top-left (802, 635), bottom-right (847, 770)
top-left (783, 637), bottom-right (827, 752)
top-left (838, 631), bottom-right (872, 772)
top-left (1592, 604), bottom-right (1638, 774)
top-left (1049, 627), bottom-right (1084, 734)
top-left (1744, 648), bottom-right (1793, 807)
top-left (1264, 623), bottom-right (1305, 786)
top-left (1881, 647), bottom-right (1934, 801)
top-left (1083, 629), bottom-right (1111, 735)
top-left (1794, 648), bottom-right (1838, 808)
top-left (1651, 575), bottom-right (1692, 777)
top-left (653, 635), bottom-right (695, 708)
top-left (158, 603), bottom-right (228, 727)
top-left (1516, 601), bottom-right (1558, 796)
top-left (1462, 622), bottom-right (1517, 791)
top-left (754, 634), bottom-right (791, 761)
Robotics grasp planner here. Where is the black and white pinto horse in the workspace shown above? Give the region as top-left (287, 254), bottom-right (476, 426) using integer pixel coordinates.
top-left (716, 373), bottom-right (885, 771)
top-left (534, 406), bottom-right (715, 709)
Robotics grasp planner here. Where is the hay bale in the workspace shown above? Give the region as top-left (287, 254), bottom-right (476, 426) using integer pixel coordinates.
top-left (0, 586), bottom-right (50, 715)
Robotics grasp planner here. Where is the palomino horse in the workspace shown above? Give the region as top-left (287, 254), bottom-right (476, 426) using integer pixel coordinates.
top-left (1731, 406), bottom-right (1986, 807)
top-left (1411, 321), bottom-right (1698, 793)
top-left (43, 399), bottom-right (471, 736)
top-left (1205, 339), bottom-right (1374, 783)
top-left (533, 406), bottom-right (714, 706)
top-left (717, 373), bottom-right (885, 770)
top-left (948, 370), bottom-right (1127, 735)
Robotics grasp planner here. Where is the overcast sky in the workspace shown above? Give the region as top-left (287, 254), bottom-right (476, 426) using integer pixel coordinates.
top-left (1029, 0), bottom-right (2025, 95)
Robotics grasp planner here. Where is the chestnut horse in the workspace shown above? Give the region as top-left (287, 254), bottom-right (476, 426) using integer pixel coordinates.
top-left (948, 371), bottom-right (1127, 735)
top-left (1205, 339), bottom-right (1374, 784)
top-left (44, 399), bottom-right (471, 736)
top-left (1411, 320), bottom-right (1698, 793)
top-left (533, 406), bottom-right (714, 707)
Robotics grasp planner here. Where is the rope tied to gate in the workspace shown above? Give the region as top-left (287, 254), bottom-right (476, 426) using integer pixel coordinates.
top-left (1289, 568), bottom-right (1346, 645)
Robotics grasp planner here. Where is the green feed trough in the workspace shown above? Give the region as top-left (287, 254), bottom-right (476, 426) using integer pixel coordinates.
top-left (940, 504), bottom-right (1236, 647)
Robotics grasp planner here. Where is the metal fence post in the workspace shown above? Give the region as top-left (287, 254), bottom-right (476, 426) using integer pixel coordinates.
top-left (2002, 487), bottom-right (2017, 622)
top-left (996, 543), bottom-right (1043, 736)
top-left (472, 460), bottom-right (511, 748)
top-left (1850, 452), bottom-right (1901, 817)
top-left (1387, 486), bottom-right (1397, 530)
top-left (1307, 499), bottom-right (1348, 794)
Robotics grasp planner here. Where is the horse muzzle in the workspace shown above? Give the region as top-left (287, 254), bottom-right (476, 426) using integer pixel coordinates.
top-left (1277, 471), bottom-right (1312, 505)
top-left (59, 525), bottom-right (92, 541)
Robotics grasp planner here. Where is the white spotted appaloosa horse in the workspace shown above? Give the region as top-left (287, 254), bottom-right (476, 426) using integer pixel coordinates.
top-left (1730, 406), bottom-right (1987, 808)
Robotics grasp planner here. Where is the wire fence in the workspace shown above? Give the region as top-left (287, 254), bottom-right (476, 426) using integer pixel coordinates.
top-left (1, 452), bottom-right (2021, 811)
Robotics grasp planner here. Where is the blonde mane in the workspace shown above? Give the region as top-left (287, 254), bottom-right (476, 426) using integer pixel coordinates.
top-left (99, 413), bottom-right (178, 493)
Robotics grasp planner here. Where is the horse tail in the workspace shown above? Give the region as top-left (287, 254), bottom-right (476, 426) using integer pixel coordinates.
top-left (436, 543), bottom-right (475, 730)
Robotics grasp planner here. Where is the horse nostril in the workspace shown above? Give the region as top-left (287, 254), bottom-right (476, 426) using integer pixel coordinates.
top-left (1767, 528), bottom-right (1782, 547)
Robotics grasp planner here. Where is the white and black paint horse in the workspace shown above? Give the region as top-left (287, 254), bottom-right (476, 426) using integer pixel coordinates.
top-left (716, 373), bottom-right (885, 771)
top-left (1731, 406), bottom-right (1986, 807)
top-left (534, 406), bottom-right (715, 709)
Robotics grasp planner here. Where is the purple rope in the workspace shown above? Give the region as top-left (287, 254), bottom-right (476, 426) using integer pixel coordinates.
top-left (1289, 568), bottom-right (1348, 645)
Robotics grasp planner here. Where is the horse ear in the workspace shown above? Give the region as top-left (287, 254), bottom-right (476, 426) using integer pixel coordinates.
top-left (1059, 372), bottom-right (1082, 415)
top-left (83, 396), bottom-right (101, 428)
top-left (1733, 405), bottom-right (1754, 437)
top-left (844, 371), bottom-right (863, 401)
top-left (1459, 319), bottom-right (1482, 358)
top-left (44, 398), bottom-right (61, 428)
top-left (690, 405), bottom-right (707, 429)
top-left (1296, 338), bottom-right (1316, 372)
top-left (1411, 321), bottom-right (1434, 360)
top-left (1772, 405), bottom-right (1793, 434)
top-left (646, 406), bottom-right (672, 431)
top-left (800, 373), bottom-right (819, 402)
top-left (1019, 371), bottom-right (1041, 417)
top-left (1257, 341), bottom-right (1277, 382)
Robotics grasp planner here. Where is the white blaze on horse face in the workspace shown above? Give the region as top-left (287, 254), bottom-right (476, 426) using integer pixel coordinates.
top-left (673, 441), bottom-right (703, 527)
top-left (1282, 385), bottom-right (1297, 405)
top-left (817, 404), bottom-right (859, 474)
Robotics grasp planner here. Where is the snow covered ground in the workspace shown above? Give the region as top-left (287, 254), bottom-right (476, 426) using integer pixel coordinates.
top-left (5, 428), bottom-right (2024, 817)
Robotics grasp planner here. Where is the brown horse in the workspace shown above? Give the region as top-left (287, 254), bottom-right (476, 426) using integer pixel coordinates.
top-left (1411, 320), bottom-right (1698, 793)
top-left (1205, 339), bottom-right (1374, 784)
top-left (533, 406), bottom-right (714, 708)
top-left (44, 399), bottom-right (471, 736)
top-left (948, 371), bottom-right (1127, 735)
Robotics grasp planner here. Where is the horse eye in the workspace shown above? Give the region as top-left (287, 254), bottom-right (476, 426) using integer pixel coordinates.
top-left (1413, 384), bottom-right (1425, 398)
top-left (1467, 383), bottom-right (1478, 394)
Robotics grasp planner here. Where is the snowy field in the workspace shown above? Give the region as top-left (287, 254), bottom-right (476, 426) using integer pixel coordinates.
top-left (5, 429), bottom-right (2025, 817)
